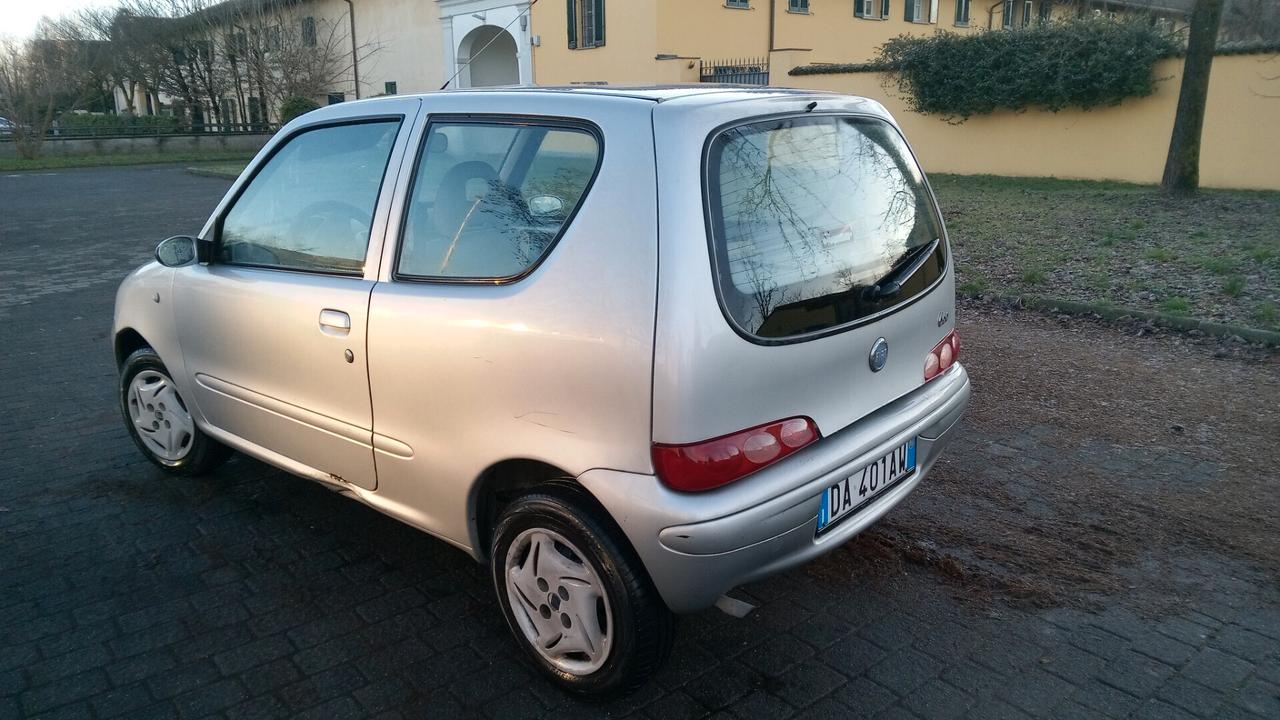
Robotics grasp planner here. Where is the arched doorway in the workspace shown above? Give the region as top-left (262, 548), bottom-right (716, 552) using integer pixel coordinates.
top-left (458, 25), bottom-right (519, 88)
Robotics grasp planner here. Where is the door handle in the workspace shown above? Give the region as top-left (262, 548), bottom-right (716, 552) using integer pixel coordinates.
top-left (319, 309), bottom-right (351, 336)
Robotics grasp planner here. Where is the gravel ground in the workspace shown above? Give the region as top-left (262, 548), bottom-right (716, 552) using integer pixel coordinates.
top-left (843, 297), bottom-right (1280, 613)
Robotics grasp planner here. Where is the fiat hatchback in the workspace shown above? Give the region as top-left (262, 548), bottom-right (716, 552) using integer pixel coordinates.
top-left (114, 86), bottom-right (970, 696)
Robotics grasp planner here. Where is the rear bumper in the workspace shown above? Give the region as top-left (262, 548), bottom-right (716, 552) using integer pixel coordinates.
top-left (578, 363), bottom-right (971, 614)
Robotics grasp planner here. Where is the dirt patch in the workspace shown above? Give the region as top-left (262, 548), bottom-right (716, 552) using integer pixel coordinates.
top-left (815, 301), bottom-right (1280, 611)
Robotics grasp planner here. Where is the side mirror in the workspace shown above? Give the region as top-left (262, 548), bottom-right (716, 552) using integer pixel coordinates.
top-left (154, 235), bottom-right (204, 267)
top-left (527, 194), bottom-right (565, 219)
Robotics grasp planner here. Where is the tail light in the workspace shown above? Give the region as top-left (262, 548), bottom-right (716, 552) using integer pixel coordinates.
top-left (653, 417), bottom-right (821, 492)
top-left (924, 330), bottom-right (960, 382)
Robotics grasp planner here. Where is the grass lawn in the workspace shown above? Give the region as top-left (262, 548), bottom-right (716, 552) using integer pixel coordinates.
top-left (0, 151), bottom-right (256, 173)
top-left (932, 175), bottom-right (1280, 332)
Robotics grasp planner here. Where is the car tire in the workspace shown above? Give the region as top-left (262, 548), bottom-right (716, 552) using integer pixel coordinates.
top-left (119, 347), bottom-right (231, 476)
top-left (491, 485), bottom-right (674, 697)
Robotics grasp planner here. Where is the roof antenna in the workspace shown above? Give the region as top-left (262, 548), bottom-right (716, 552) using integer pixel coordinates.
top-left (805, 101), bottom-right (818, 112)
top-left (441, 0), bottom-right (539, 90)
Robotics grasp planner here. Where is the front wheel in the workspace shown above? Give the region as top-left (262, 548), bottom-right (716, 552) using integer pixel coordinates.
top-left (491, 487), bottom-right (674, 697)
top-left (119, 347), bottom-right (231, 476)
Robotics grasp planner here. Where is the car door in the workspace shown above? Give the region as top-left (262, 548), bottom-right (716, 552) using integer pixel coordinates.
top-left (363, 97), bottom-right (659, 549)
top-left (173, 105), bottom-right (418, 491)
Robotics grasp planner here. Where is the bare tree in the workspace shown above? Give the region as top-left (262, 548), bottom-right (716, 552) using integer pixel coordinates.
top-left (1161, 0), bottom-right (1226, 192)
top-left (1221, 0), bottom-right (1280, 42)
top-left (103, 0), bottom-right (380, 127)
top-left (0, 31), bottom-right (94, 159)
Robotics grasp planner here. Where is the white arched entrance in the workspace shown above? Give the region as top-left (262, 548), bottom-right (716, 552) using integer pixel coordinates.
top-left (439, 1), bottom-right (534, 88)
top-left (458, 25), bottom-right (519, 87)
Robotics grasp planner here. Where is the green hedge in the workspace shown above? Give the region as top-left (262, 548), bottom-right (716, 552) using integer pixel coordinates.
top-left (818, 19), bottom-right (1180, 120)
top-left (58, 114), bottom-right (182, 134)
top-left (60, 113), bottom-right (181, 130)
top-left (279, 96), bottom-right (320, 123)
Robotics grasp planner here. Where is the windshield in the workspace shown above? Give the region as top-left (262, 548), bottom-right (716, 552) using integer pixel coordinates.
top-left (706, 115), bottom-right (946, 340)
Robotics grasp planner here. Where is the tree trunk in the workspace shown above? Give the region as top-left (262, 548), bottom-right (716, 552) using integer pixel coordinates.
top-left (1161, 0), bottom-right (1226, 192)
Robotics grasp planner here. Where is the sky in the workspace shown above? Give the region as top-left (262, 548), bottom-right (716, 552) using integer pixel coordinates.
top-left (0, 0), bottom-right (121, 40)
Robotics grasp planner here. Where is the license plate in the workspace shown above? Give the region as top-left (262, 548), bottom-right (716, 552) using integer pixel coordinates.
top-left (817, 439), bottom-right (917, 535)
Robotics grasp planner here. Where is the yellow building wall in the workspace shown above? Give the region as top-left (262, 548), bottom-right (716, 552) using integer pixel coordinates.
top-left (786, 54), bottom-right (1280, 190)
top-left (773, 0), bottom-right (980, 64)
top-left (532, 0), bottom-right (983, 84)
top-left (530, 0), bottom-right (659, 84)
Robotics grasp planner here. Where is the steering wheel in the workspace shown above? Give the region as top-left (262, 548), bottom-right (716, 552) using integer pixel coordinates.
top-left (288, 200), bottom-right (372, 260)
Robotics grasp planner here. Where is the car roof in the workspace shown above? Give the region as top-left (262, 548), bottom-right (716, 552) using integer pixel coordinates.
top-left (433, 84), bottom-right (842, 103)
top-left (292, 85), bottom-right (893, 130)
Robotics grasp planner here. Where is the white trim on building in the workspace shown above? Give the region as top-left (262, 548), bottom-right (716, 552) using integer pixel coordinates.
top-left (438, 0), bottom-right (534, 88)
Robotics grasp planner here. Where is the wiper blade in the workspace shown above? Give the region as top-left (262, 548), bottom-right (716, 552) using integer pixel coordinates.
top-left (863, 238), bottom-right (940, 300)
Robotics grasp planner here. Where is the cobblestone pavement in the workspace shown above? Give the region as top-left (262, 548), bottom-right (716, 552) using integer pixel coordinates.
top-left (1, 166), bottom-right (1277, 720)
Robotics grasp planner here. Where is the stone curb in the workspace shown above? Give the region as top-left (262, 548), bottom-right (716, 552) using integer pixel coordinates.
top-left (962, 291), bottom-right (1280, 347)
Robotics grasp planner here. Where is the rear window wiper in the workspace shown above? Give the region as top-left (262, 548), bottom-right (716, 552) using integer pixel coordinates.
top-left (862, 238), bottom-right (940, 301)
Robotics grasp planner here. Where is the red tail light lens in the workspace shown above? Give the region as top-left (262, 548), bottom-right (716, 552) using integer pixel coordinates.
top-left (924, 330), bottom-right (960, 382)
top-left (653, 417), bottom-right (821, 492)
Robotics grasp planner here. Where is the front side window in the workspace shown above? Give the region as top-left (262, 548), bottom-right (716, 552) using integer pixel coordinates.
top-left (218, 120), bottom-right (400, 274)
top-left (397, 120), bottom-right (600, 281)
top-left (706, 115), bottom-right (945, 340)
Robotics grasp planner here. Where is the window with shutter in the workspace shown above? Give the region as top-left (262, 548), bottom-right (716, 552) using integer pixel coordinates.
top-left (568, 0), bottom-right (605, 49)
top-left (593, 0), bottom-right (605, 46)
top-left (566, 0), bottom-right (577, 49)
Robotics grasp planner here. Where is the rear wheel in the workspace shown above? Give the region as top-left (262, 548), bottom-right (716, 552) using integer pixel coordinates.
top-left (119, 347), bottom-right (231, 476)
top-left (491, 487), bottom-right (674, 697)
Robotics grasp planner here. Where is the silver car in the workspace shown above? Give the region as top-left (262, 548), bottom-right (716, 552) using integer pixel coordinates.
top-left (114, 87), bottom-right (970, 695)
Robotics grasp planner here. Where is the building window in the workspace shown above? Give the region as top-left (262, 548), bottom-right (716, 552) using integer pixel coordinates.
top-left (788, 0), bottom-right (809, 13)
top-left (327, 92), bottom-right (345, 105)
top-left (1039, 0), bottom-right (1052, 21)
top-left (855, 0), bottom-right (883, 19)
top-left (384, 81), bottom-right (398, 95)
top-left (301, 16), bottom-right (317, 47)
top-left (955, 0), bottom-right (970, 25)
top-left (1003, 0), bottom-right (1014, 27)
top-left (905, 0), bottom-right (925, 22)
top-left (1023, 1), bottom-right (1033, 25)
top-left (725, 0), bottom-right (750, 8)
top-left (566, 0), bottom-right (606, 49)
top-left (267, 26), bottom-right (282, 52)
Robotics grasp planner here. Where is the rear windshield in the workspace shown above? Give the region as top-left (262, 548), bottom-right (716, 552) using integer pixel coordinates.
top-left (706, 115), bottom-right (946, 340)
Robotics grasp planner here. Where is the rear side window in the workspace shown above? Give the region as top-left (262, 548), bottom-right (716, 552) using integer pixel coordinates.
top-left (218, 120), bottom-right (400, 274)
top-left (397, 120), bottom-right (600, 281)
top-left (706, 115), bottom-right (946, 340)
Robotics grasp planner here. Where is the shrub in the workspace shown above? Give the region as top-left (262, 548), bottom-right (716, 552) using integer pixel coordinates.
top-left (874, 18), bottom-right (1179, 120)
top-left (57, 113), bottom-right (181, 135)
top-left (279, 96), bottom-right (321, 123)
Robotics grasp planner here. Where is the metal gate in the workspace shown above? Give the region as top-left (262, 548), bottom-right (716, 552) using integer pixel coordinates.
top-left (699, 57), bottom-right (770, 85)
